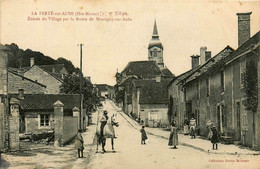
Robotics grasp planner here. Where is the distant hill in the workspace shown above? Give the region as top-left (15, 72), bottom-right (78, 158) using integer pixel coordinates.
top-left (4, 43), bottom-right (80, 74)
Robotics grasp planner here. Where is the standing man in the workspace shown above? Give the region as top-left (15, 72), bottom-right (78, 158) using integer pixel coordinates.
top-left (100, 110), bottom-right (109, 138)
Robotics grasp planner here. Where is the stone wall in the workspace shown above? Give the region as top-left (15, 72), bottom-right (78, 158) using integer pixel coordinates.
top-left (24, 66), bottom-right (62, 94)
top-left (168, 80), bottom-right (185, 127)
top-left (0, 97), bottom-right (5, 151)
top-left (63, 117), bottom-right (78, 145)
top-left (140, 104), bottom-right (168, 127)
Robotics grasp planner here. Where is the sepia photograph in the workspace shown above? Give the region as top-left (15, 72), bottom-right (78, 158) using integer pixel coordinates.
top-left (0, 0), bottom-right (260, 168)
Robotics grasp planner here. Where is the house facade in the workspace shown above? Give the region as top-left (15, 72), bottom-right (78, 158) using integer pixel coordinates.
top-left (23, 58), bottom-right (68, 94)
top-left (167, 12), bottom-right (260, 150)
top-left (132, 79), bottom-right (171, 127)
top-left (11, 93), bottom-right (81, 133)
top-left (8, 69), bottom-right (46, 94)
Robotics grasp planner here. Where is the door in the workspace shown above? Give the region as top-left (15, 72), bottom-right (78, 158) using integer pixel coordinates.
top-left (217, 105), bottom-right (223, 133)
top-left (186, 102), bottom-right (192, 120)
top-left (236, 102), bottom-right (241, 140)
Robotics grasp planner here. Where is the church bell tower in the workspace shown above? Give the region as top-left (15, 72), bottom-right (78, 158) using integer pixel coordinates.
top-left (148, 19), bottom-right (164, 69)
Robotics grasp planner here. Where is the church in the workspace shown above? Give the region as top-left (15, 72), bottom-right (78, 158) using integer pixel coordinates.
top-left (115, 20), bottom-right (175, 127)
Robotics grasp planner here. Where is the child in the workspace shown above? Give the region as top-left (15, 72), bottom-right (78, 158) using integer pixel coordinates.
top-left (74, 129), bottom-right (84, 158)
top-left (140, 126), bottom-right (148, 144)
top-left (210, 125), bottom-right (219, 150)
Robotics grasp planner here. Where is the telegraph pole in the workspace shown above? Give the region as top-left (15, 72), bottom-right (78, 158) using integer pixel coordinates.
top-left (79, 44), bottom-right (83, 130)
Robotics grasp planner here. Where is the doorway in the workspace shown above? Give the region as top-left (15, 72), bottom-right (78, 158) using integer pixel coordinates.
top-left (236, 102), bottom-right (241, 140)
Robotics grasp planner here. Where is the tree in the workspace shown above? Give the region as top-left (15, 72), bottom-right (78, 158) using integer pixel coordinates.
top-left (243, 59), bottom-right (258, 113)
top-left (243, 58), bottom-right (258, 148)
top-left (60, 73), bottom-right (99, 112)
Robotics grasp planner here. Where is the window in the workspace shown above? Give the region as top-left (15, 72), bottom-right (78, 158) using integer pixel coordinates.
top-left (153, 49), bottom-right (157, 57)
top-left (221, 106), bottom-right (227, 128)
top-left (196, 82), bottom-right (200, 99)
top-left (240, 59), bottom-right (246, 88)
top-left (220, 70), bottom-right (225, 92)
top-left (40, 114), bottom-right (50, 127)
top-left (206, 78), bottom-right (210, 96)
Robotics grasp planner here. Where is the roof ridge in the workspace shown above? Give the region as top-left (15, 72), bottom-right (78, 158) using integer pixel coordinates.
top-left (8, 68), bottom-right (47, 87)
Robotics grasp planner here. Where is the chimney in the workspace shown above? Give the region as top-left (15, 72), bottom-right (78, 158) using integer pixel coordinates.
top-left (18, 89), bottom-right (24, 100)
top-left (191, 55), bottom-right (200, 69)
top-left (200, 46), bottom-right (207, 65)
top-left (156, 75), bottom-right (161, 82)
top-left (30, 57), bottom-right (35, 67)
top-left (205, 51), bottom-right (211, 62)
top-left (237, 12), bottom-right (252, 47)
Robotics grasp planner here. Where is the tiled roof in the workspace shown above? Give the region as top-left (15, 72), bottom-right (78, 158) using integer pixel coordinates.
top-left (133, 79), bottom-right (172, 104)
top-left (185, 46), bottom-right (234, 84)
top-left (39, 64), bottom-right (66, 73)
top-left (10, 94), bottom-right (80, 110)
top-left (8, 68), bottom-right (46, 88)
top-left (161, 67), bottom-right (175, 78)
top-left (118, 75), bottom-right (138, 86)
top-left (122, 61), bottom-right (162, 78)
top-left (18, 64), bottom-right (66, 82)
top-left (223, 31), bottom-right (260, 64)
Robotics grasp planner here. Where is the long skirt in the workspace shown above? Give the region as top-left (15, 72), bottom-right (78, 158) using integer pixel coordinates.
top-left (168, 132), bottom-right (178, 146)
top-left (183, 125), bottom-right (189, 135)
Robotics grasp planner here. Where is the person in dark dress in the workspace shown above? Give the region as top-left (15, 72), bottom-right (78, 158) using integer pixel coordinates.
top-left (168, 122), bottom-right (178, 149)
top-left (210, 125), bottom-right (219, 150)
top-left (140, 126), bottom-right (148, 144)
top-left (74, 129), bottom-right (84, 158)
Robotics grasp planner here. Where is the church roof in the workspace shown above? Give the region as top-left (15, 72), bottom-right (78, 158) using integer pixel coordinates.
top-left (122, 61), bottom-right (162, 78)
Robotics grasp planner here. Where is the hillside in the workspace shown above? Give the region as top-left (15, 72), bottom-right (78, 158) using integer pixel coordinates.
top-left (4, 43), bottom-right (80, 74)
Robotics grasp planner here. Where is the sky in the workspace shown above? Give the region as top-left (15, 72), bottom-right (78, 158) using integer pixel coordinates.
top-left (1, 0), bottom-right (259, 85)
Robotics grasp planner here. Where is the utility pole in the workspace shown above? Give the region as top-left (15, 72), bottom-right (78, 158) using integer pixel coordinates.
top-left (79, 44), bottom-right (83, 130)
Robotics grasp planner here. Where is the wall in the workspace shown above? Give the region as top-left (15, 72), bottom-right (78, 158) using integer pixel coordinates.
top-left (0, 48), bottom-right (8, 151)
top-left (24, 66), bottom-right (62, 94)
top-left (168, 80), bottom-right (185, 127)
top-left (25, 112), bottom-right (54, 133)
top-left (8, 72), bottom-right (46, 94)
top-left (0, 97), bottom-right (5, 151)
top-left (63, 117), bottom-right (78, 145)
top-left (257, 49), bottom-right (260, 150)
top-left (140, 104), bottom-right (168, 127)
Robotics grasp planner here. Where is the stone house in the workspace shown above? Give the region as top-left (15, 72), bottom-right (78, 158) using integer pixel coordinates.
top-left (23, 58), bottom-right (68, 94)
top-left (167, 12), bottom-right (260, 150)
top-left (183, 46), bottom-right (234, 135)
top-left (7, 68), bottom-right (46, 94)
top-left (167, 68), bottom-right (198, 127)
top-left (0, 44), bottom-right (9, 151)
top-left (132, 79), bottom-right (171, 127)
top-left (8, 92), bottom-right (81, 134)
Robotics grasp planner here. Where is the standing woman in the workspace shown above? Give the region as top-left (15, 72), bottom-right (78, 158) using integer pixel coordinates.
top-left (183, 118), bottom-right (189, 135)
top-left (74, 129), bottom-right (84, 158)
top-left (168, 122), bottom-right (178, 149)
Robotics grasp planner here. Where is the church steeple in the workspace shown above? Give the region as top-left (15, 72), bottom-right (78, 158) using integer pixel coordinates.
top-left (148, 19), bottom-right (164, 69)
top-left (152, 20), bottom-right (159, 39)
